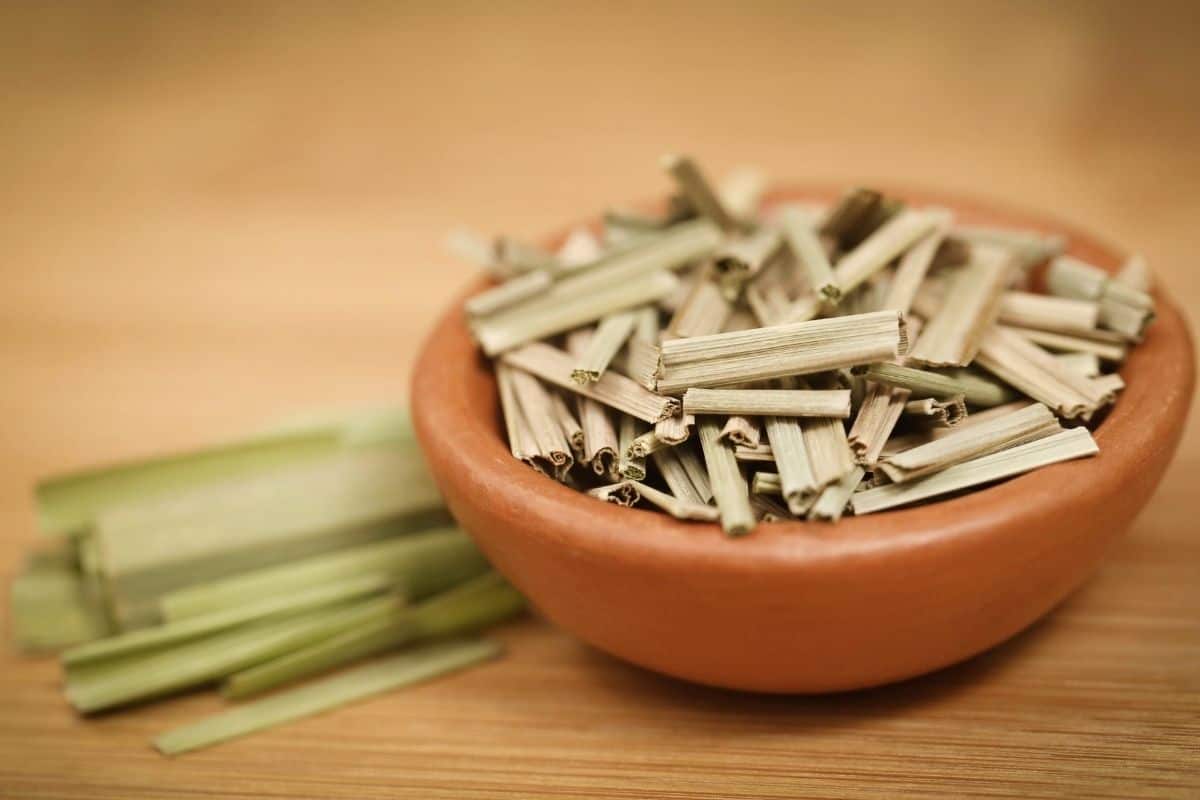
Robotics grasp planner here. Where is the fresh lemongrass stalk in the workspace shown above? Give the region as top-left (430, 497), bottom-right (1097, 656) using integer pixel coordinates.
top-left (682, 388), bottom-right (851, 418)
top-left (464, 270), bottom-right (553, 319)
top-left (223, 572), bottom-right (523, 701)
top-left (846, 383), bottom-right (911, 466)
top-left (907, 244), bottom-right (1013, 367)
top-left (718, 166), bottom-right (768, 223)
top-left (953, 224), bottom-right (1066, 270)
top-left (780, 206), bottom-right (840, 303)
top-left (719, 415), bottom-right (761, 447)
top-left (667, 270), bottom-right (732, 338)
top-left (882, 213), bottom-right (952, 313)
top-left (159, 527), bottom-right (486, 621)
top-left (567, 329), bottom-right (620, 479)
top-left (734, 442), bottom-right (775, 463)
top-left (628, 429), bottom-right (668, 459)
top-left (556, 227), bottom-right (603, 267)
top-left (474, 269), bottom-right (679, 356)
top-left (502, 342), bottom-right (680, 423)
top-left (852, 427), bottom-right (1098, 514)
top-left (67, 595), bottom-right (403, 713)
top-left (713, 229), bottom-right (784, 299)
top-left (997, 290), bottom-right (1100, 335)
top-left (625, 481), bottom-right (721, 522)
top-left (35, 428), bottom-right (346, 537)
top-left (63, 573), bottom-right (393, 667)
top-left (1115, 253), bottom-right (1152, 294)
top-left (808, 466), bottom-right (865, 522)
top-left (589, 481), bottom-right (642, 507)
top-left (860, 363), bottom-right (1013, 407)
top-left (697, 418), bottom-right (756, 536)
top-left (1005, 325), bottom-right (1128, 363)
top-left (751, 471), bottom-right (782, 495)
top-left (618, 415), bottom-right (648, 480)
top-left (156, 638), bottom-right (502, 756)
top-left (496, 363), bottom-right (544, 472)
top-left (549, 391), bottom-right (585, 457)
top-left (572, 310), bottom-right (637, 384)
top-left (507, 369), bottom-right (574, 480)
top-left (902, 395), bottom-right (967, 428)
top-left (976, 327), bottom-right (1116, 418)
top-left (623, 337), bottom-right (662, 391)
top-left (1054, 351), bottom-right (1101, 377)
top-left (802, 416), bottom-right (856, 489)
top-left (10, 557), bottom-right (112, 652)
top-left (661, 154), bottom-right (743, 233)
top-left (820, 188), bottom-right (882, 246)
top-left (651, 447), bottom-right (709, 505)
top-left (764, 416), bottom-right (819, 514)
top-left (879, 402), bottom-right (1061, 483)
top-left (653, 412), bottom-right (691, 445)
top-left (833, 209), bottom-right (938, 295)
top-left (655, 310), bottom-right (907, 394)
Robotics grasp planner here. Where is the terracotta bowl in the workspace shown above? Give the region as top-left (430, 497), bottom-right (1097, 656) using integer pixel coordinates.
top-left (411, 186), bottom-right (1195, 693)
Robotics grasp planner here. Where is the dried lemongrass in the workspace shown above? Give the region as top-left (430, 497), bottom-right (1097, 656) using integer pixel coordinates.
top-left (1115, 253), bottom-right (1152, 294)
top-left (779, 206), bottom-right (840, 303)
top-left (667, 268), bottom-right (732, 338)
top-left (661, 154), bottom-right (744, 233)
top-left (763, 415), bottom-right (819, 514)
top-left (954, 224), bottom-right (1066, 271)
top-left (1006, 325), bottom-right (1127, 363)
top-left (744, 282), bottom-right (792, 326)
top-left (495, 364), bottom-right (542, 472)
top-left (833, 209), bottom-right (938, 295)
top-left (556, 227), bottom-right (603, 267)
top-left (750, 471), bottom-right (782, 495)
top-left (632, 306), bottom-right (660, 343)
top-left (902, 395), bottom-right (967, 428)
top-left (719, 415), bottom-right (761, 447)
top-left (852, 427), bottom-right (1098, 514)
top-left (622, 337), bottom-right (661, 392)
top-left (654, 412), bottom-right (692, 445)
top-left (1099, 296), bottom-right (1154, 341)
top-left (627, 429), bottom-right (667, 459)
top-left (881, 400), bottom-right (1035, 457)
top-left (734, 442), bottom-right (775, 463)
top-left (548, 392), bottom-right (585, 457)
top-left (697, 417), bottom-right (756, 536)
top-left (618, 415), bottom-right (649, 480)
top-left (446, 227), bottom-right (500, 273)
top-left (975, 327), bottom-right (1117, 418)
top-left (503, 342), bottom-right (680, 423)
top-left (808, 466), bottom-right (865, 522)
top-left (879, 402), bottom-right (1061, 483)
top-left (626, 481), bottom-right (721, 522)
top-left (1047, 255), bottom-right (1154, 341)
top-left (749, 493), bottom-right (793, 521)
top-left (507, 370), bottom-right (574, 480)
top-left (464, 270), bottom-right (553, 319)
top-left (497, 238), bottom-right (559, 275)
top-left (882, 213), bottom-right (952, 313)
top-left (566, 331), bottom-right (620, 479)
top-left (907, 245), bottom-right (1013, 367)
top-left (713, 229), bottom-right (784, 299)
top-left (571, 310), bottom-right (637, 384)
top-left (656, 310), bottom-right (906, 394)
top-left (860, 363), bottom-right (1013, 408)
top-left (651, 447), bottom-right (710, 505)
top-left (682, 388), bottom-right (851, 418)
top-left (846, 383), bottom-right (911, 466)
top-left (802, 415), bottom-right (856, 489)
top-left (997, 291), bottom-right (1100, 335)
top-left (718, 166), bottom-right (768, 224)
top-left (1054, 351), bottom-right (1101, 378)
top-left (820, 188), bottom-right (882, 247)
top-left (588, 482), bottom-right (641, 507)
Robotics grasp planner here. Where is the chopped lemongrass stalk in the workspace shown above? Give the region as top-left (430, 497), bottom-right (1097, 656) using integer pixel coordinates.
top-left (1048, 255), bottom-right (1154, 327)
top-left (722, 308), bottom-right (760, 332)
top-left (1115, 253), bottom-right (1152, 293)
top-left (846, 196), bottom-right (905, 248)
top-left (808, 466), bottom-right (865, 522)
top-left (751, 471), bottom-right (782, 495)
top-left (589, 481), bottom-right (642, 507)
top-left (852, 427), bottom-right (1098, 514)
top-left (628, 429), bottom-right (667, 459)
top-left (718, 166), bottom-right (768, 223)
top-left (833, 209), bottom-right (938, 295)
top-left (902, 394), bottom-right (967, 427)
top-left (1099, 296), bottom-right (1154, 341)
top-left (632, 305), bottom-right (660, 343)
top-left (1091, 372), bottom-right (1125, 397)
top-left (67, 594), bottom-right (403, 713)
top-left (764, 416), bottom-right (819, 514)
top-left (750, 492), bottom-right (793, 521)
top-left (496, 363), bottom-right (543, 472)
top-left (776, 293), bottom-right (822, 325)
top-left (846, 383), bottom-right (911, 466)
top-left (155, 638), bottom-right (502, 756)
top-left (713, 229), bottom-right (784, 299)
top-left (860, 363), bottom-right (1014, 407)
top-left (907, 245), bottom-right (1013, 367)
top-left (223, 572), bottom-right (523, 700)
top-left (651, 448), bottom-right (708, 505)
top-left (35, 428), bottom-right (346, 537)
top-left (802, 416), bottom-right (856, 489)
top-left (508, 370), bottom-right (574, 480)
top-left (653, 412), bottom-right (691, 445)
top-left (682, 388), bottom-right (851, 418)
top-left (464, 270), bottom-right (553, 319)
top-left (549, 391), bottom-right (585, 457)
top-left (502, 342), bottom-right (680, 423)
top-left (719, 415), bottom-right (761, 447)
top-left (820, 187), bottom-right (882, 245)
top-left (1004, 325), bottom-right (1128, 362)
top-left (623, 337), bottom-right (662, 391)
top-left (976, 327), bottom-right (1116, 418)
top-left (159, 527), bottom-right (486, 621)
top-left (734, 442), bottom-right (775, 463)
top-left (655, 310), bottom-right (906, 394)
top-left (697, 418), bottom-right (756, 536)
top-left (474, 269), bottom-right (679, 356)
top-left (997, 291), bottom-right (1100, 335)
top-left (882, 213), bottom-right (952, 313)
top-left (618, 415), bottom-right (649, 480)
top-left (1045, 255), bottom-right (1112, 301)
top-left (879, 402), bottom-right (1061, 483)
top-left (953, 224), bottom-right (1066, 269)
top-left (744, 282), bottom-right (792, 326)
top-left (63, 573), bottom-right (393, 667)
top-left (556, 227), bottom-right (603, 267)
top-left (667, 271), bottom-right (733, 338)
top-left (567, 329), bottom-right (620, 479)
top-left (572, 310), bottom-right (637, 383)
top-left (882, 400), bottom-right (1035, 455)
top-left (625, 481), bottom-right (721, 522)
top-left (10, 558), bottom-right (111, 652)
top-left (497, 238), bottom-right (559, 275)
top-left (780, 206), bottom-right (841, 302)
top-left (661, 153), bottom-right (743, 233)
top-left (1054, 351), bottom-right (1101, 377)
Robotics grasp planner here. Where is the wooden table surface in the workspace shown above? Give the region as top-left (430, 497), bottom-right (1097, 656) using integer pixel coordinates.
top-left (2, 3), bottom-right (1198, 797)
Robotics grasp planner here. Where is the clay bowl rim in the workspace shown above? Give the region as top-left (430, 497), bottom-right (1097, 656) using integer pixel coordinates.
top-left (412, 183), bottom-right (1195, 574)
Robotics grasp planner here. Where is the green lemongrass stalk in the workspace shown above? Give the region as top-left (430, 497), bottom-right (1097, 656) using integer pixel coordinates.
top-left (159, 527), bottom-right (486, 621)
top-left (63, 573), bottom-right (394, 667)
top-left (67, 594), bottom-right (404, 714)
top-left (156, 638), bottom-right (502, 756)
top-left (223, 572), bottom-right (524, 699)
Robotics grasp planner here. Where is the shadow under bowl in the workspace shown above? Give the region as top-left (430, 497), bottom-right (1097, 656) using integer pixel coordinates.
top-left (411, 185), bottom-right (1195, 693)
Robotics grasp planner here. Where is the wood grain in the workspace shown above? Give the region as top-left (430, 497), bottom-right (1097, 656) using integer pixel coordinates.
top-left (1, 2), bottom-right (1197, 797)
